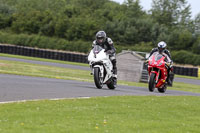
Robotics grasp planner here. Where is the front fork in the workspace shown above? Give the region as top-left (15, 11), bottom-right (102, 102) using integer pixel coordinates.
top-left (155, 69), bottom-right (160, 83)
top-left (150, 69), bottom-right (160, 83)
top-left (91, 65), bottom-right (104, 78)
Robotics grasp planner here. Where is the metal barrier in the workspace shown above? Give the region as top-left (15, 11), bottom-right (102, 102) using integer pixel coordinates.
top-left (173, 66), bottom-right (198, 77)
top-left (0, 44), bottom-right (88, 63)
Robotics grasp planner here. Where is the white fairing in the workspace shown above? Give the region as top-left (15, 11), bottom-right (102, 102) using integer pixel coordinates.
top-left (88, 49), bottom-right (107, 63)
top-left (88, 45), bottom-right (113, 83)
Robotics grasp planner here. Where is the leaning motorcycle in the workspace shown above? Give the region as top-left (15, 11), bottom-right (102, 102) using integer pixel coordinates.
top-left (88, 45), bottom-right (117, 89)
top-left (147, 52), bottom-right (171, 93)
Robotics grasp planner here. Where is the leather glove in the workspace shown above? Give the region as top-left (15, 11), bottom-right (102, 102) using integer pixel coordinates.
top-left (165, 62), bottom-right (170, 68)
top-left (169, 61), bottom-right (173, 68)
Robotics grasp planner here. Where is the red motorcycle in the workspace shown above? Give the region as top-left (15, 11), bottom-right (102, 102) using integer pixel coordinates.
top-left (147, 52), bottom-right (171, 93)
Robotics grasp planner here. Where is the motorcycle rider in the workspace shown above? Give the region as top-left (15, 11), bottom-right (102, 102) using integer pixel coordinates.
top-left (92, 31), bottom-right (117, 78)
top-left (148, 41), bottom-right (173, 84)
top-left (149, 41), bottom-right (172, 60)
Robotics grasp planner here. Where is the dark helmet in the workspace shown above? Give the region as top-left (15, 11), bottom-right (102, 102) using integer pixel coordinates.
top-left (158, 41), bottom-right (167, 53)
top-left (96, 31), bottom-right (106, 44)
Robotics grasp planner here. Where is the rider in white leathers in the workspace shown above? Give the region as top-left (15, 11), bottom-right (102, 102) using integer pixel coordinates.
top-left (92, 31), bottom-right (117, 78)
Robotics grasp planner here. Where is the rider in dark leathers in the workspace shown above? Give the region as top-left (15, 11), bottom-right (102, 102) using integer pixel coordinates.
top-left (92, 31), bottom-right (117, 78)
top-left (148, 41), bottom-right (173, 84)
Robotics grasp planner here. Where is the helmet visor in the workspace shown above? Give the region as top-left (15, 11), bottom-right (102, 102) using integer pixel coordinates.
top-left (97, 37), bottom-right (104, 43)
top-left (158, 47), bottom-right (164, 53)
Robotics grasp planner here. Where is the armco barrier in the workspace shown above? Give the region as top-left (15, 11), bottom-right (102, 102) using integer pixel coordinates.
top-left (0, 44), bottom-right (88, 63)
top-left (173, 66), bottom-right (198, 77)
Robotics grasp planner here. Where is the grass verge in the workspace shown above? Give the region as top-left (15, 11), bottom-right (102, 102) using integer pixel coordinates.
top-left (175, 75), bottom-right (200, 80)
top-left (0, 53), bottom-right (88, 67)
top-left (0, 96), bottom-right (200, 133)
top-left (0, 59), bottom-right (92, 82)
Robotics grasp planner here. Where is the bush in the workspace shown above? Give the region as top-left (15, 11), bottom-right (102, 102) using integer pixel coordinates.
top-left (172, 50), bottom-right (200, 66)
top-left (0, 32), bottom-right (91, 53)
top-left (192, 36), bottom-right (200, 54)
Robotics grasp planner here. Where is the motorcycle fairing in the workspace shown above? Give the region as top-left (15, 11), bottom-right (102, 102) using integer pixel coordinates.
top-left (148, 52), bottom-right (169, 88)
top-left (88, 45), bottom-right (114, 84)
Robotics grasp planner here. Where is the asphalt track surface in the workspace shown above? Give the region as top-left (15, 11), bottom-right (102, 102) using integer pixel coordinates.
top-left (1, 74), bottom-right (200, 103)
top-left (0, 56), bottom-right (200, 103)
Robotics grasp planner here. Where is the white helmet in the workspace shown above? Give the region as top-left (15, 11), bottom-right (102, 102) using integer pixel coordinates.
top-left (158, 41), bottom-right (167, 52)
top-left (158, 41), bottom-right (166, 48)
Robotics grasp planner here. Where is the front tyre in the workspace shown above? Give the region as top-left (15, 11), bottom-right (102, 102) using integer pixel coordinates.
top-left (94, 67), bottom-right (103, 89)
top-left (149, 73), bottom-right (156, 92)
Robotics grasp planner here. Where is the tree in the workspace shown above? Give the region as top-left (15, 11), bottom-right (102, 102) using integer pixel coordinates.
top-left (192, 36), bottom-right (200, 54)
top-left (150, 0), bottom-right (191, 27)
top-left (123, 0), bottom-right (145, 18)
top-left (194, 13), bottom-right (200, 35)
top-left (168, 29), bottom-right (193, 50)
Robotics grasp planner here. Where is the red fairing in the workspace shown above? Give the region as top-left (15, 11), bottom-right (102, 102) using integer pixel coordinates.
top-left (148, 52), bottom-right (168, 88)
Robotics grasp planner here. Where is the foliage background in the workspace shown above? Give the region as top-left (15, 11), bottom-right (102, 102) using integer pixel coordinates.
top-left (0, 0), bottom-right (200, 65)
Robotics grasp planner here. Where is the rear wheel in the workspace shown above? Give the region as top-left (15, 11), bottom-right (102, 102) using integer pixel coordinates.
top-left (149, 73), bottom-right (156, 92)
top-left (158, 85), bottom-right (167, 93)
top-left (94, 67), bottom-right (103, 89)
top-left (107, 78), bottom-right (117, 90)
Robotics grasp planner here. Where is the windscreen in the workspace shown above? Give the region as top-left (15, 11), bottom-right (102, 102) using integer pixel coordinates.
top-left (155, 54), bottom-right (163, 61)
top-left (93, 45), bottom-right (103, 54)
top-left (149, 52), bottom-right (164, 61)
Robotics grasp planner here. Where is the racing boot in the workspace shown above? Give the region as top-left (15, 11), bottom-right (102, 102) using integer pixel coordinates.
top-left (112, 59), bottom-right (117, 79)
top-left (166, 69), bottom-right (172, 86)
top-left (113, 67), bottom-right (117, 79)
top-left (166, 76), bottom-right (171, 86)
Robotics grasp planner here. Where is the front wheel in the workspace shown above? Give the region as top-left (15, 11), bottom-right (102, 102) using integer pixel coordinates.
top-left (94, 67), bottom-right (103, 89)
top-left (149, 73), bottom-right (156, 92)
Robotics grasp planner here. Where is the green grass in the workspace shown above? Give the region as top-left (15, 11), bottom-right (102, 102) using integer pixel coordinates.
top-left (0, 53), bottom-right (89, 67)
top-left (171, 82), bottom-right (200, 93)
top-left (0, 59), bottom-right (92, 82)
top-left (0, 96), bottom-right (200, 133)
top-left (175, 74), bottom-right (200, 80)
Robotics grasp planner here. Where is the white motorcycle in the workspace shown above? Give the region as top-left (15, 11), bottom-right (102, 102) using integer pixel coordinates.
top-left (88, 45), bottom-right (117, 89)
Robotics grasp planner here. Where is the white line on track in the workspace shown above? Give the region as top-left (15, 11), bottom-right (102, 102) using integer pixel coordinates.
top-left (0, 97), bottom-right (91, 104)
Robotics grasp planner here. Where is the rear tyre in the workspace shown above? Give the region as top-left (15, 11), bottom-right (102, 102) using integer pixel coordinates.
top-left (107, 78), bottom-right (117, 90)
top-left (149, 73), bottom-right (156, 92)
top-left (94, 67), bottom-right (103, 89)
top-left (158, 85), bottom-right (167, 93)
